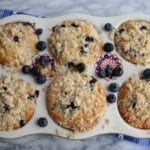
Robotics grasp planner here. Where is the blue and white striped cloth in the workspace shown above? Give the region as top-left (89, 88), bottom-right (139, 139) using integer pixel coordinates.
top-left (0, 8), bottom-right (150, 147)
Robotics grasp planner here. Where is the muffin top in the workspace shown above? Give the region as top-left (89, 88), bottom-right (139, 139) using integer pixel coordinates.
top-left (0, 22), bottom-right (38, 67)
top-left (114, 20), bottom-right (150, 65)
top-left (0, 75), bottom-right (38, 131)
top-left (48, 20), bottom-right (102, 66)
top-left (47, 71), bottom-right (107, 131)
top-left (118, 76), bottom-right (150, 129)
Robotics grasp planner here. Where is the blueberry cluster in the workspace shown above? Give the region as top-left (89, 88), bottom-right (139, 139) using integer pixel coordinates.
top-left (22, 55), bottom-right (53, 84)
top-left (97, 65), bottom-right (123, 79)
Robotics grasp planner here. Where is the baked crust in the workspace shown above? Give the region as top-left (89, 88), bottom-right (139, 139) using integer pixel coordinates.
top-left (47, 71), bottom-right (107, 132)
top-left (48, 20), bottom-right (102, 65)
top-left (0, 22), bottom-right (38, 67)
top-left (118, 76), bottom-right (150, 129)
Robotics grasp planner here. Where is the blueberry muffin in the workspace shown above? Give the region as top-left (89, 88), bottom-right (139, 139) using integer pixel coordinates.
top-left (47, 71), bottom-right (107, 132)
top-left (118, 76), bottom-right (150, 129)
top-left (0, 75), bottom-right (38, 131)
top-left (114, 20), bottom-right (150, 65)
top-left (48, 20), bottom-right (102, 66)
top-left (0, 22), bottom-right (38, 67)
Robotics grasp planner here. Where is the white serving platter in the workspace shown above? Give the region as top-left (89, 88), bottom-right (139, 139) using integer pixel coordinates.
top-left (0, 12), bottom-right (150, 139)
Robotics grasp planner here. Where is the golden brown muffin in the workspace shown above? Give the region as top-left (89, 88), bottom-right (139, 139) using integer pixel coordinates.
top-left (48, 20), bottom-right (102, 66)
top-left (0, 22), bottom-right (38, 67)
top-left (47, 71), bottom-right (107, 132)
top-left (118, 76), bottom-right (150, 129)
top-left (0, 75), bottom-right (38, 131)
top-left (114, 20), bottom-right (150, 65)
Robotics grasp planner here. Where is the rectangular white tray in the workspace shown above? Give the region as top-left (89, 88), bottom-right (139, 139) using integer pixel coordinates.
top-left (0, 12), bottom-right (150, 139)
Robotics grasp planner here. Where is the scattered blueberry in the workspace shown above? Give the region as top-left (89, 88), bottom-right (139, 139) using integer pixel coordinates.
top-left (36, 41), bottom-right (47, 51)
top-left (75, 63), bottom-right (86, 72)
top-left (104, 23), bottom-right (113, 31)
top-left (31, 66), bottom-right (40, 75)
top-left (113, 66), bottom-right (123, 77)
top-left (35, 28), bottom-right (43, 35)
top-left (105, 65), bottom-right (113, 77)
top-left (22, 65), bottom-right (31, 74)
top-left (39, 56), bottom-right (49, 67)
top-left (103, 43), bottom-right (114, 52)
top-left (36, 75), bottom-right (46, 84)
top-left (143, 68), bottom-right (150, 79)
top-left (38, 117), bottom-right (48, 127)
top-left (97, 69), bottom-right (106, 78)
top-left (109, 83), bottom-right (120, 92)
top-left (66, 102), bottom-right (78, 109)
top-left (107, 94), bottom-right (116, 103)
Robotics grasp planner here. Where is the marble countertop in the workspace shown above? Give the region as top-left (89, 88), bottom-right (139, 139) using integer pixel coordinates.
top-left (0, 0), bottom-right (150, 150)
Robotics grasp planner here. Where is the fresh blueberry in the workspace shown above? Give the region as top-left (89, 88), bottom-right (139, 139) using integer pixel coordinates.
top-left (97, 69), bottom-right (106, 78)
top-left (36, 75), bottom-right (46, 84)
top-left (36, 41), bottom-right (47, 51)
top-left (104, 23), bottom-right (113, 31)
top-left (35, 28), bottom-right (43, 35)
top-left (39, 56), bottom-right (49, 67)
top-left (103, 43), bottom-right (114, 52)
top-left (22, 65), bottom-right (31, 74)
top-left (38, 117), bottom-right (48, 127)
top-left (113, 66), bottom-right (123, 77)
top-left (109, 83), bottom-right (120, 92)
top-left (107, 94), bottom-right (116, 103)
top-left (75, 63), bottom-right (86, 72)
top-left (143, 68), bottom-right (150, 79)
top-left (105, 65), bottom-right (113, 77)
top-left (31, 66), bottom-right (40, 75)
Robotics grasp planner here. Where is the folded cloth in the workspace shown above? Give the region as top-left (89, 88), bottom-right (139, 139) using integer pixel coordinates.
top-left (0, 8), bottom-right (149, 147)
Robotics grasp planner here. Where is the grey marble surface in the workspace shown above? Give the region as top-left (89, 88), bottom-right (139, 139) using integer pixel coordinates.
top-left (0, 0), bottom-right (150, 149)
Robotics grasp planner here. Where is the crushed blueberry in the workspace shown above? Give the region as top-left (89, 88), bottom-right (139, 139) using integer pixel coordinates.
top-left (85, 36), bottom-right (94, 42)
top-left (132, 101), bottom-right (136, 109)
top-left (35, 28), bottom-right (43, 35)
top-left (35, 90), bottom-right (40, 97)
top-left (38, 117), bottom-right (48, 127)
top-left (66, 102), bottom-right (78, 109)
top-left (36, 41), bottom-right (47, 51)
top-left (118, 28), bottom-right (125, 33)
top-left (19, 119), bottom-right (26, 127)
top-left (68, 62), bottom-right (75, 68)
top-left (75, 63), bottom-right (86, 72)
top-left (71, 23), bottom-right (79, 27)
top-left (61, 24), bottom-right (66, 27)
top-left (80, 47), bottom-right (87, 55)
top-left (84, 44), bottom-right (89, 47)
top-left (104, 23), bottom-right (113, 31)
top-left (3, 87), bottom-right (7, 91)
top-left (27, 95), bottom-right (35, 100)
top-left (140, 26), bottom-right (147, 30)
top-left (22, 22), bottom-right (35, 28)
top-left (13, 36), bottom-right (19, 42)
